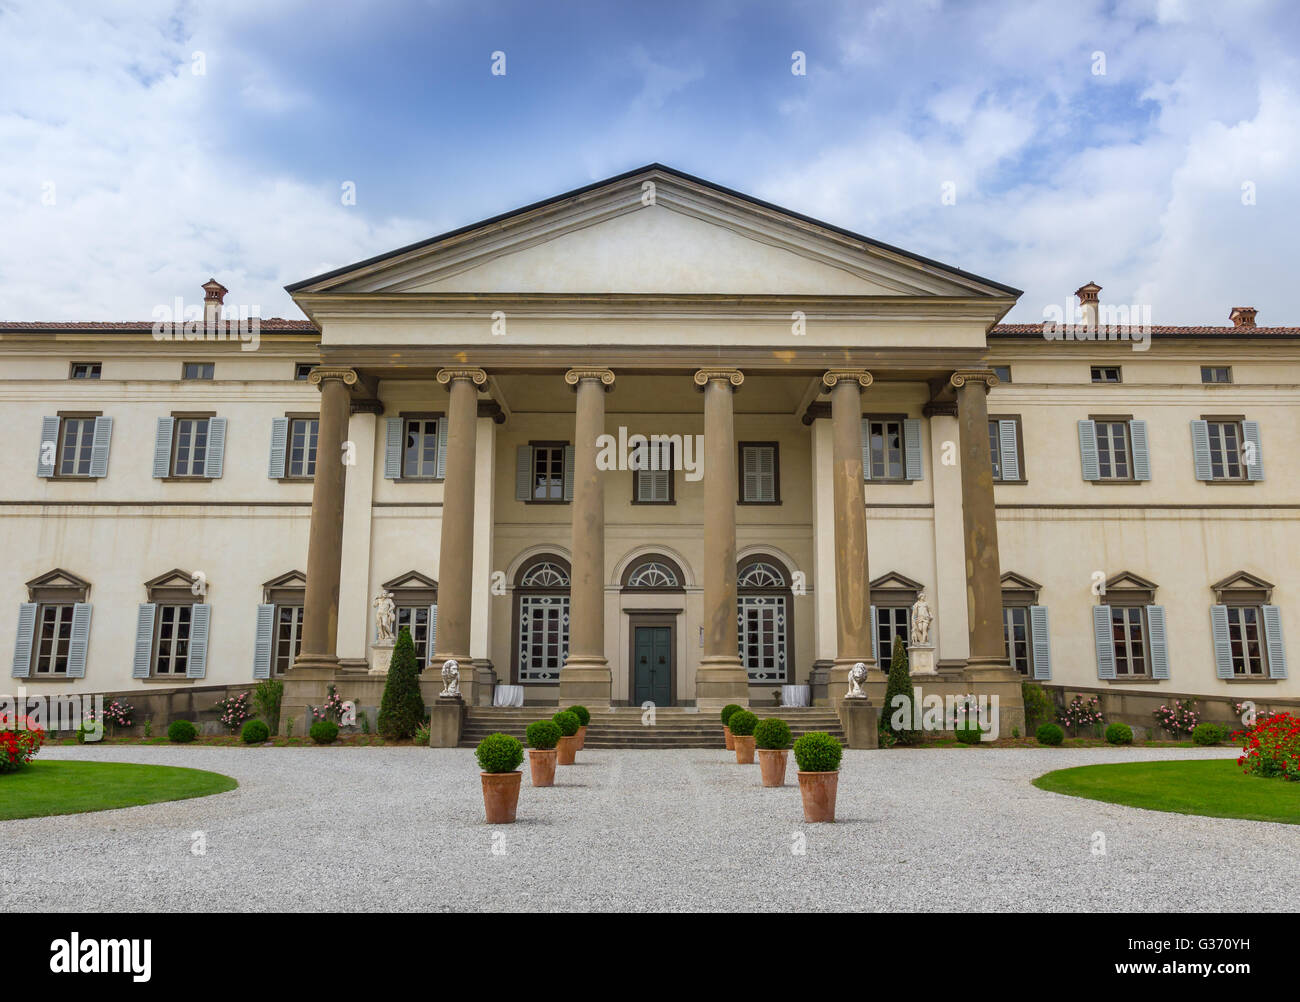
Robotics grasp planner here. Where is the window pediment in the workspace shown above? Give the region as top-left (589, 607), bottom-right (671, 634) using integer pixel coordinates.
top-left (26, 568), bottom-right (90, 603)
top-left (144, 568), bottom-right (203, 603)
top-left (869, 571), bottom-right (923, 606)
top-left (1211, 570), bottom-right (1274, 605)
top-left (1104, 571), bottom-right (1157, 606)
top-left (1000, 571), bottom-right (1042, 606)
top-left (381, 570), bottom-right (438, 605)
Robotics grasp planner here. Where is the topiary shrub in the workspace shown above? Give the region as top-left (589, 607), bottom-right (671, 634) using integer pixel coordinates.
top-left (1105, 722), bottom-right (1134, 745)
top-left (1036, 722), bottom-right (1064, 746)
top-left (881, 635), bottom-right (920, 745)
top-left (793, 731), bottom-right (842, 772)
top-left (476, 732), bottom-right (523, 773)
top-left (955, 725), bottom-right (984, 745)
top-left (378, 627), bottom-right (426, 740)
top-left (720, 704), bottom-right (743, 726)
top-left (167, 719), bottom-right (197, 743)
top-left (1022, 680), bottom-right (1053, 733)
top-left (241, 719), bottom-right (270, 744)
top-left (728, 710), bottom-right (758, 736)
top-left (552, 710), bottom-right (580, 737)
top-left (526, 719), bottom-right (562, 750)
top-left (753, 717), bottom-right (792, 750)
top-left (567, 705), bottom-right (591, 727)
top-left (309, 720), bottom-right (339, 745)
top-left (1193, 721), bottom-right (1227, 746)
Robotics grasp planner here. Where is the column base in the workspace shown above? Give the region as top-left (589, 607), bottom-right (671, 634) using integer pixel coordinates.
top-left (695, 656), bottom-right (750, 709)
top-left (963, 655), bottom-right (1026, 736)
top-left (559, 655), bottom-right (612, 708)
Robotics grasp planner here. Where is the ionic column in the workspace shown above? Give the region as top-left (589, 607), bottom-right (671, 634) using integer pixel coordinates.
top-left (951, 369), bottom-right (1009, 669)
top-left (559, 367), bottom-right (614, 707)
top-left (293, 366), bottom-right (357, 672)
top-left (822, 369), bottom-right (877, 703)
top-left (693, 368), bottom-right (749, 708)
top-left (431, 367), bottom-right (487, 698)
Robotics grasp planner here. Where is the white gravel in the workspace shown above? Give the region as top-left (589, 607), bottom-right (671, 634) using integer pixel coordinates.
top-left (1, 744), bottom-right (1291, 912)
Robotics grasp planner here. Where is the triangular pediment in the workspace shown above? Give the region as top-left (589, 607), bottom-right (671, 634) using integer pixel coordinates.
top-left (1211, 570), bottom-right (1273, 593)
top-left (25, 568), bottom-right (91, 593)
top-left (289, 165), bottom-right (1018, 299)
top-left (1105, 571), bottom-right (1158, 592)
top-left (262, 570), bottom-right (307, 590)
top-left (382, 570), bottom-right (439, 591)
top-left (869, 572), bottom-right (925, 595)
top-left (143, 568), bottom-right (194, 590)
top-left (1000, 571), bottom-right (1042, 591)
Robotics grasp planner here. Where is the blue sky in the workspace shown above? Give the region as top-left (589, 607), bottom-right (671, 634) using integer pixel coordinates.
top-left (1, 0), bottom-right (1297, 322)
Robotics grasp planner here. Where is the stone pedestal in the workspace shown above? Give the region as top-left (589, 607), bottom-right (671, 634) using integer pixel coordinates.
top-left (368, 642), bottom-right (394, 676)
top-left (841, 698), bottom-right (879, 749)
top-left (908, 643), bottom-right (938, 676)
top-left (428, 696), bottom-right (464, 748)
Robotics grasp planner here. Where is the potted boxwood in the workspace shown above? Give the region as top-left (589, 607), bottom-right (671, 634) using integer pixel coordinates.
top-left (553, 710), bottom-right (581, 765)
top-left (720, 703), bottom-right (743, 750)
top-left (728, 710), bottom-right (758, 764)
top-left (476, 732), bottom-right (524, 824)
top-left (753, 717), bottom-right (792, 786)
top-left (525, 719), bottom-right (562, 787)
top-left (568, 705), bottom-right (591, 749)
top-left (793, 731), bottom-right (842, 823)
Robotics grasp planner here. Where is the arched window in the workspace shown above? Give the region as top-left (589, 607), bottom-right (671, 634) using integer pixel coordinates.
top-left (621, 554), bottom-right (686, 591)
top-left (737, 557), bottom-right (790, 683)
top-left (514, 556), bottom-right (570, 683)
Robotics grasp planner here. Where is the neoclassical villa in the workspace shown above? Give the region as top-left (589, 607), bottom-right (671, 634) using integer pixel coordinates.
top-left (3, 165), bottom-right (1296, 736)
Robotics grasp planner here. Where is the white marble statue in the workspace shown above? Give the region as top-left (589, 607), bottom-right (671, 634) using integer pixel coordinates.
top-left (440, 658), bottom-right (461, 698)
top-left (372, 590), bottom-right (396, 644)
top-left (910, 590), bottom-right (933, 647)
top-left (845, 661), bottom-right (869, 699)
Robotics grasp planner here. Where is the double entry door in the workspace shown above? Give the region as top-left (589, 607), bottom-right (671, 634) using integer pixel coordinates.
top-left (632, 625), bottom-right (672, 707)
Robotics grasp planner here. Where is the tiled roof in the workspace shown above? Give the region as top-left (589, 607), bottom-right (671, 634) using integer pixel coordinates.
top-left (990, 324), bottom-right (1300, 338)
top-left (0, 319), bottom-right (318, 332)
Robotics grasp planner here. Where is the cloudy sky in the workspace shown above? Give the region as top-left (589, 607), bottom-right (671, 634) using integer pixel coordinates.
top-left (1, 0), bottom-right (1296, 323)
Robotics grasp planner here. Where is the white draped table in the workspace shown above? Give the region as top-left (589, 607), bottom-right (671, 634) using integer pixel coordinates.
top-left (492, 684), bottom-right (525, 707)
top-left (780, 685), bottom-right (811, 707)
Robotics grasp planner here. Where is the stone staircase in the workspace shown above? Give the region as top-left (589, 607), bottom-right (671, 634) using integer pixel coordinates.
top-left (459, 706), bottom-right (845, 749)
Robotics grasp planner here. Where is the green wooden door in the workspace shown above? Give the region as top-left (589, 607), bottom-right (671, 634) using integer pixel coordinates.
top-left (633, 626), bottom-right (672, 706)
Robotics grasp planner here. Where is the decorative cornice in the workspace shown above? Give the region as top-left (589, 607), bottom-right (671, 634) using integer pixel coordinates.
top-left (564, 367), bottom-right (615, 390)
top-left (693, 368), bottom-right (744, 388)
top-left (821, 369), bottom-right (873, 389)
top-left (435, 367), bottom-right (488, 386)
top-left (307, 366), bottom-right (358, 387)
top-left (949, 368), bottom-right (999, 391)
top-left (921, 400), bottom-right (958, 418)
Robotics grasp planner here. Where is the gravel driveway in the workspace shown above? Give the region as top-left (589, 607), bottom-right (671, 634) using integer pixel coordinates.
top-left (2, 744), bottom-right (1288, 912)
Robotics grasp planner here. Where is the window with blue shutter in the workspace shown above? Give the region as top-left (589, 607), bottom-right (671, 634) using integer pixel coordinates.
top-left (65, 603), bottom-right (92, 678)
top-left (996, 419), bottom-right (1021, 481)
top-left (1242, 420), bottom-right (1264, 481)
top-left (428, 604), bottom-right (439, 663)
top-left (1029, 605), bottom-right (1051, 680)
top-left (253, 604), bottom-right (275, 679)
top-left (1262, 605), bottom-right (1287, 679)
top-left (903, 418), bottom-right (923, 481)
top-left (1190, 420), bottom-right (1213, 480)
top-left (1210, 605), bottom-right (1234, 679)
top-left (869, 604), bottom-right (878, 664)
top-left (1146, 605), bottom-right (1170, 679)
top-left (1129, 419), bottom-right (1151, 481)
top-left (1077, 420), bottom-right (1100, 481)
top-left (515, 445), bottom-right (533, 500)
top-left (187, 604), bottom-right (211, 678)
top-left (562, 444), bottom-right (575, 501)
top-left (205, 417), bottom-right (227, 479)
top-left (384, 417), bottom-right (403, 479)
top-left (1092, 605), bottom-right (1115, 679)
top-left (37, 416), bottom-right (61, 477)
top-left (132, 604), bottom-right (157, 678)
top-left (268, 417), bottom-right (289, 478)
top-left (11, 603), bottom-right (37, 678)
top-left (436, 418), bottom-right (448, 479)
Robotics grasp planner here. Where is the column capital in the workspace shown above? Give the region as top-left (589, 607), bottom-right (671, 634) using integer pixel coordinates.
top-left (307, 366), bottom-right (358, 388)
top-left (564, 367), bottom-right (615, 390)
top-left (693, 367), bottom-right (744, 389)
top-left (436, 367), bottom-right (488, 387)
top-left (949, 368), bottom-right (1000, 392)
top-left (821, 369), bottom-right (873, 389)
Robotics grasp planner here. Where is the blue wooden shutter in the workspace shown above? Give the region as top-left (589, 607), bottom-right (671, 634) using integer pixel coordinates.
top-left (1262, 605), bottom-right (1288, 679)
top-left (870, 605), bottom-right (878, 664)
top-left (384, 417), bottom-right (403, 479)
top-left (1242, 420), bottom-right (1264, 481)
top-left (1077, 420), bottom-right (1100, 481)
top-left (1093, 605), bottom-right (1115, 679)
top-left (515, 445), bottom-right (533, 500)
top-left (187, 603), bottom-right (211, 678)
top-left (861, 418), bottom-right (871, 481)
top-left (38, 416), bottom-right (60, 476)
top-left (428, 603), bottom-right (438, 665)
top-left (998, 420), bottom-right (1020, 481)
top-left (89, 417), bottom-right (113, 478)
top-left (152, 417), bottom-right (174, 478)
top-left (562, 444), bottom-right (575, 501)
top-left (11, 603), bottom-right (37, 678)
top-left (1146, 605), bottom-right (1170, 679)
top-left (1029, 605), bottom-right (1051, 680)
top-left (133, 604), bottom-right (157, 678)
top-left (205, 417), bottom-right (227, 478)
top-left (65, 603), bottom-right (92, 678)
top-left (1210, 605), bottom-right (1233, 679)
top-left (268, 417), bottom-right (289, 478)
top-left (903, 418), bottom-right (923, 480)
top-left (436, 417), bottom-right (449, 479)
top-left (1129, 419), bottom-right (1151, 481)
top-left (1190, 420), bottom-right (1212, 480)
top-left (253, 604), bottom-right (275, 679)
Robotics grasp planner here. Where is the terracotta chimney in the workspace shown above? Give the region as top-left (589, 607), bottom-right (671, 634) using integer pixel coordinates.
top-left (1075, 281), bottom-right (1101, 330)
top-left (1229, 306), bottom-right (1257, 329)
top-left (202, 278), bottom-right (228, 329)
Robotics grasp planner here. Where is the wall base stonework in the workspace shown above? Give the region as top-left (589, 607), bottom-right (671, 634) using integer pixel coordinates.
top-left (1042, 683), bottom-right (1298, 741)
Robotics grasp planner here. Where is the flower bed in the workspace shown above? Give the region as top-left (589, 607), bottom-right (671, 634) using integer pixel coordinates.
top-left (1236, 711), bottom-right (1300, 781)
top-left (1, 714), bottom-right (46, 773)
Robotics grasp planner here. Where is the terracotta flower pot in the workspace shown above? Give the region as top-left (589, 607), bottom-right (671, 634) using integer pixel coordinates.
top-left (733, 734), bottom-right (756, 764)
top-left (576, 725), bottom-right (587, 750)
top-left (556, 734), bottom-right (579, 765)
top-left (528, 747), bottom-right (557, 787)
top-left (797, 771), bottom-right (839, 823)
top-left (481, 770), bottom-right (522, 824)
top-left (723, 725), bottom-right (735, 750)
top-left (757, 748), bottom-right (788, 786)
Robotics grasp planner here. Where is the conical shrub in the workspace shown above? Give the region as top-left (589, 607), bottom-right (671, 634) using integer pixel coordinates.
top-left (378, 627), bottom-right (426, 740)
top-left (880, 634), bottom-right (919, 745)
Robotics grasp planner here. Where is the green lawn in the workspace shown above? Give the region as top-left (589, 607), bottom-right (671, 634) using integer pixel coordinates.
top-left (1, 760), bottom-right (238, 821)
top-left (1033, 758), bottom-right (1300, 825)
